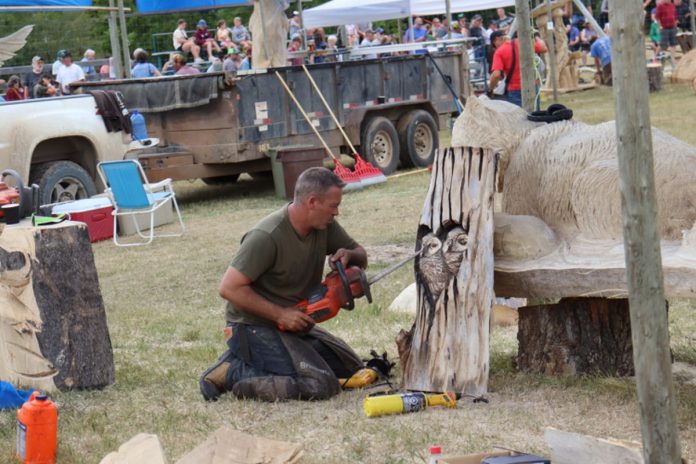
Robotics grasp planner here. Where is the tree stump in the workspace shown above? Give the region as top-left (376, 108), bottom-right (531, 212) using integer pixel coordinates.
top-left (647, 63), bottom-right (663, 92)
top-left (0, 222), bottom-right (115, 391)
top-left (516, 297), bottom-right (639, 376)
top-left (397, 146), bottom-right (497, 395)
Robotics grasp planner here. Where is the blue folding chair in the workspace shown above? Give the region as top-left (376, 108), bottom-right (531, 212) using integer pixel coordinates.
top-left (97, 160), bottom-right (184, 246)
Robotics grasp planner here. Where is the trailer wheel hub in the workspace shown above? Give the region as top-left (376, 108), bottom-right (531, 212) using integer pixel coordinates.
top-left (371, 130), bottom-right (394, 165)
top-left (413, 123), bottom-right (433, 158)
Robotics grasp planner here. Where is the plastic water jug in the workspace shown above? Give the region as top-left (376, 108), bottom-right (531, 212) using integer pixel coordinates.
top-left (16, 391), bottom-right (58, 463)
top-left (130, 110), bottom-right (148, 141)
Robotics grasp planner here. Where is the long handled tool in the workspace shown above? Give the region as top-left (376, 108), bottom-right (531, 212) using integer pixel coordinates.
top-left (301, 65), bottom-right (387, 188)
top-left (426, 53), bottom-right (464, 115)
top-left (274, 71), bottom-right (362, 191)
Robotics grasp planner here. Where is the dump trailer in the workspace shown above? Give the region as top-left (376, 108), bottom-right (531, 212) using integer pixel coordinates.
top-left (73, 49), bottom-right (469, 183)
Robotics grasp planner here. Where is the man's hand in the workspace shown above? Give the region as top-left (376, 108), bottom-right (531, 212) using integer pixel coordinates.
top-left (328, 246), bottom-right (368, 270)
top-left (277, 307), bottom-right (315, 333)
top-left (329, 248), bottom-right (352, 269)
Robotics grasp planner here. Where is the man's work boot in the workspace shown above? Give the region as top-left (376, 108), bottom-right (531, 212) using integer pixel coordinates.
top-left (199, 351), bottom-right (233, 402)
top-left (231, 376), bottom-right (301, 402)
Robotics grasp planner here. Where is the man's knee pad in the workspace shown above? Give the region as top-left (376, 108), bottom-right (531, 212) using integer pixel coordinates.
top-left (231, 376), bottom-right (301, 402)
top-left (200, 350), bottom-right (237, 402)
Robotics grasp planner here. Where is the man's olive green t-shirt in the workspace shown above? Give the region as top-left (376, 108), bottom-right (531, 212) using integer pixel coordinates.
top-left (225, 204), bottom-right (358, 325)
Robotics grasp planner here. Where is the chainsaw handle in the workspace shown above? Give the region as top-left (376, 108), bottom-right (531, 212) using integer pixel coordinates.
top-left (335, 261), bottom-right (355, 310)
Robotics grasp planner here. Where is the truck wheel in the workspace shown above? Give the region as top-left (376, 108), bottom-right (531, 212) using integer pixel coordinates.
top-left (397, 110), bottom-right (438, 167)
top-left (361, 117), bottom-right (400, 175)
top-left (31, 161), bottom-right (97, 205)
top-left (202, 174), bottom-right (240, 185)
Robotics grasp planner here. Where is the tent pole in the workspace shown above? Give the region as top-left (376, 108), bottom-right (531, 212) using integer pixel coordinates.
top-left (690, 0), bottom-right (695, 48)
top-left (407, 16), bottom-right (414, 43)
top-left (297, 0), bottom-right (306, 51)
top-left (108, 0), bottom-right (123, 79)
top-left (446, 0), bottom-right (452, 39)
top-left (117, 0), bottom-right (131, 79)
top-left (572, 0), bottom-right (606, 38)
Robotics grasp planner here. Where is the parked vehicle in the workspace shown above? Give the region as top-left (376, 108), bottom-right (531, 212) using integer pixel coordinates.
top-left (72, 49), bottom-right (470, 184)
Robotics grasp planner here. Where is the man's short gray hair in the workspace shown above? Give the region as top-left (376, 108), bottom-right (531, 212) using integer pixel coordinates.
top-left (294, 167), bottom-right (345, 203)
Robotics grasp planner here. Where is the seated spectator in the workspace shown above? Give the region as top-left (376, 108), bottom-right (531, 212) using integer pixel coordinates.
top-left (100, 54), bottom-right (116, 79)
top-left (4, 75), bottom-right (26, 101)
top-left (432, 17), bottom-right (448, 39)
top-left (131, 50), bottom-right (161, 78)
top-left (239, 46), bottom-right (252, 70)
top-left (34, 74), bottom-right (59, 98)
top-left (287, 36), bottom-right (303, 66)
top-left (324, 34), bottom-right (342, 62)
top-left (52, 49), bottom-right (66, 76)
top-left (195, 19), bottom-right (222, 61)
top-left (313, 29), bottom-right (328, 63)
top-left (81, 49), bottom-right (97, 75)
top-left (173, 19), bottom-right (203, 63)
top-left (590, 23), bottom-right (612, 85)
top-left (56, 50), bottom-right (85, 94)
top-left (404, 17), bottom-right (428, 43)
top-left (216, 19), bottom-right (234, 49)
top-left (223, 48), bottom-right (242, 73)
top-left (231, 17), bottom-right (251, 46)
top-left (566, 17), bottom-right (580, 52)
top-left (172, 53), bottom-right (201, 75)
top-left (207, 56), bottom-right (224, 73)
top-left (579, 21), bottom-right (597, 65)
top-left (24, 56), bottom-right (45, 98)
top-left (360, 29), bottom-right (380, 59)
top-left (450, 22), bottom-right (465, 39)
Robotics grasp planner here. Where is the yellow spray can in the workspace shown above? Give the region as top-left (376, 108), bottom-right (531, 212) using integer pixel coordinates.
top-left (363, 391), bottom-right (458, 417)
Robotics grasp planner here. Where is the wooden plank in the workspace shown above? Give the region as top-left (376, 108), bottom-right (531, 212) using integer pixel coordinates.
top-left (545, 427), bottom-right (644, 464)
top-left (611, 0), bottom-right (682, 460)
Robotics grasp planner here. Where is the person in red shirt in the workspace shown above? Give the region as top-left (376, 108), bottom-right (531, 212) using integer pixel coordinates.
top-left (488, 30), bottom-right (547, 108)
top-left (4, 75), bottom-right (26, 101)
top-left (194, 19), bottom-right (221, 62)
top-left (655, 0), bottom-right (678, 58)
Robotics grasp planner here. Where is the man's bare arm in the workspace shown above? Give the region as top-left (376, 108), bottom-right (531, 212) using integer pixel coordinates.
top-left (219, 267), bottom-right (315, 332)
top-left (489, 69), bottom-right (503, 92)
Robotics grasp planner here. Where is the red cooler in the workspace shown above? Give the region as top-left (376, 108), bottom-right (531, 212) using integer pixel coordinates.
top-left (52, 197), bottom-right (114, 243)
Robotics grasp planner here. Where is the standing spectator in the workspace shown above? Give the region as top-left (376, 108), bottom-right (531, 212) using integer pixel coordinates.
top-left (287, 36), bottom-right (303, 66)
top-left (4, 75), bottom-right (26, 101)
top-left (579, 21), bottom-right (597, 65)
top-left (34, 74), bottom-right (59, 98)
top-left (458, 15), bottom-right (470, 36)
top-left (288, 11), bottom-right (302, 39)
top-left (450, 22), bottom-right (465, 39)
top-left (52, 49), bottom-right (66, 76)
top-left (231, 17), bottom-right (251, 47)
top-left (432, 17), bottom-right (448, 39)
top-left (566, 16), bottom-right (581, 52)
top-left (239, 46), bottom-right (252, 70)
top-left (172, 53), bottom-right (201, 75)
top-left (495, 8), bottom-right (515, 32)
top-left (650, 9), bottom-right (662, 56)
top-left (216, 19), bottom-right (234, 49)
top-left (325, 35), bottom-right (342, 62)
top-left (56, 51), bottom-right (85, 94)
top-left (675, 0), bottom-right (692, 31)
top-left (488, 30), bottom-right (547, 107)
top-left (131, 50), bottom-right (161, 78)
top-left (24, 56), bottom-right (45, 98)
top-left (195, 19), bottom-right (222, 61)
top-left (598, 0), bottom-right (610, 29)
top-left (223, 48), bottom-right (241, 73)
top-left (484, 21), bottom-right (498, 45)
top-left (173, 19), bottom-right (203, 63)
top-left (81, 49), bottom-right (97, 76)
top-left (590, 24), bottom-right (612, 85)
top-left (404, 17), bottom-right (428, 43)
top-left (469, 15), bottom-right (485, 50)
top-left (655, 0), bottom-right (678, 59)
top-left (360, 29), bottom-right (380, 59)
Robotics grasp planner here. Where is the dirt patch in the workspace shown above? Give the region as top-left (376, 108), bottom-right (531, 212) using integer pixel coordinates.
top-left (364, 244), bottom-right (416, 265)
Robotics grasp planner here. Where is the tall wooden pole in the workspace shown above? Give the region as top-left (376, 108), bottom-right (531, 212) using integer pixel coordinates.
top-left (515, 0), bottom-right (535, 111)
top-left (690, 0), bottom-right (696, 48)
top-left (108, 0), bottom-right (122, 78)
top-left (117, 0), bottom-right (131, 79)
top-left (610, 1), bottom-right (682, 462)
top-left (446, 0), bottom-right (452, 40)
top-left (545, 0), bottom-right (558, 102)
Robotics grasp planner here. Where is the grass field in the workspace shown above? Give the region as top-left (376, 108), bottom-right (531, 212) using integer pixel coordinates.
top-left (2, 83), bottom-right (696, 463)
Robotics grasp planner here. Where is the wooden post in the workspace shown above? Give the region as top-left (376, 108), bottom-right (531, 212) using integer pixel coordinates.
top-left (108, 0), bottom-right (122, 79)
top-left (515, 0), bottom-right (536, 111)
top-left (446, 0), bottom-right (452, 40)
top-left (546, 0), bottom-right (558, 102)
top-left (647, 63), bottom-right (663, 92)
top-left (117, 0), bottom-right (131, 79)
top-left (690, 0), bottom-right (696, 49)
top-left (610, 0), bottom-right (682, 462)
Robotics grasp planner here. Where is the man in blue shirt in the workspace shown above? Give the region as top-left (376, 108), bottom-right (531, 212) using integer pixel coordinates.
top-left (590, 24), bottom-right (612, 86)
top-left (404, 17), bottom-right (427, 43)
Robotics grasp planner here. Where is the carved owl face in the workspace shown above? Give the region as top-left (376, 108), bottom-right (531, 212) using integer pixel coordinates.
top-left (421, 234), bottom-right (443, 257)
top-left (443, 227), bottom-right (468, 274)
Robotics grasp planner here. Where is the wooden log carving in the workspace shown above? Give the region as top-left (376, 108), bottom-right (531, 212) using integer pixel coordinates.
top-left (516, 298), bottom-right (637, 376)
top-left (647, 63), bottom-right (663, 92)
top-left (398, 147), bottom-right (497, 395)
top-left (0, 222), bottom-right (115, 391)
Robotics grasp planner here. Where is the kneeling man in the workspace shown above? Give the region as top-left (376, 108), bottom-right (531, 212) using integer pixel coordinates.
top-left (200, 167), bottom-right (367, 401)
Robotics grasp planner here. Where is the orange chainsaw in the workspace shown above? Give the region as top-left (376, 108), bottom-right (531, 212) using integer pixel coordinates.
top-left (294, 250), bottom-right (421, 324)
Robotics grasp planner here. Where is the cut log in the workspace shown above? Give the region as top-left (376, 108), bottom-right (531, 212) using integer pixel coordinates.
top-left (647, 63), bottom-right (663, 92)
top-left (0, 221), bottom-right (114, 391)
top-left (545, 427), bottom-right (644, 464)
top-left (516, 297), bottom-right (637, 376)
top-left (398, 146), bottom-right (497, 395)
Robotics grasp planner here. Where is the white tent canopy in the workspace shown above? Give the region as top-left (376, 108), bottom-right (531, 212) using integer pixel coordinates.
top-left (303, 0), bottom-right (516, 29)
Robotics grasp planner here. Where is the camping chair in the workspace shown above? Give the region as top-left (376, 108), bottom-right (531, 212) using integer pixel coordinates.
top-left (97, 160), bottom-right (185, 246)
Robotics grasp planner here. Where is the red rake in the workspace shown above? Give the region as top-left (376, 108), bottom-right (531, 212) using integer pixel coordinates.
top-left (302, 65), bottom-right (388, 188)
top-left (275, 71), bottom-right (363, 191)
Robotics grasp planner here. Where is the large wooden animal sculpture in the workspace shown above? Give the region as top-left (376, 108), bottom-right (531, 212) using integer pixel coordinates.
top-left (249, 0), bottom-right (289, 69)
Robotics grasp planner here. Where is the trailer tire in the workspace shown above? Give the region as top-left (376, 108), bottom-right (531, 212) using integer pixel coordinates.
top-left (202, 174), bottom-right (240, 185)
top-left (397, 110), bottom-right (438, 167)
top-left (30, 161), bottom-right (96, 206)
top-left (361, 117), bottom-right (400, 175)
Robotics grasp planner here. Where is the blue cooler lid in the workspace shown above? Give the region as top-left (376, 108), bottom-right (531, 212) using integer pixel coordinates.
top-left (52, 197), bottom-right (112, 214)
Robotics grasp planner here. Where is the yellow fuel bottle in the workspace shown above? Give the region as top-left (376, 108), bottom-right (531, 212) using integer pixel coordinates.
top-left (363, 391), bottom-right (458, 417)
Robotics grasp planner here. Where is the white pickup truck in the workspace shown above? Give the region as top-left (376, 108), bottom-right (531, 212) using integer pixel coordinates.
top-left (0, 94), bottom-right (147, 205)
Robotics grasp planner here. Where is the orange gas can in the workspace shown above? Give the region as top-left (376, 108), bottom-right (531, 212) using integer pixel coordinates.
top-left (16, 391), bottom-right (58, 464)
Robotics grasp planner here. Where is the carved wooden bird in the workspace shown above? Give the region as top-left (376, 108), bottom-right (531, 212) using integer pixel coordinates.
top-left (417, 233), bottom-right (448, 301)
top-left (443, 226), bottom-right (468, 276)
top-left (0, 26), bottom-right (33, 68)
